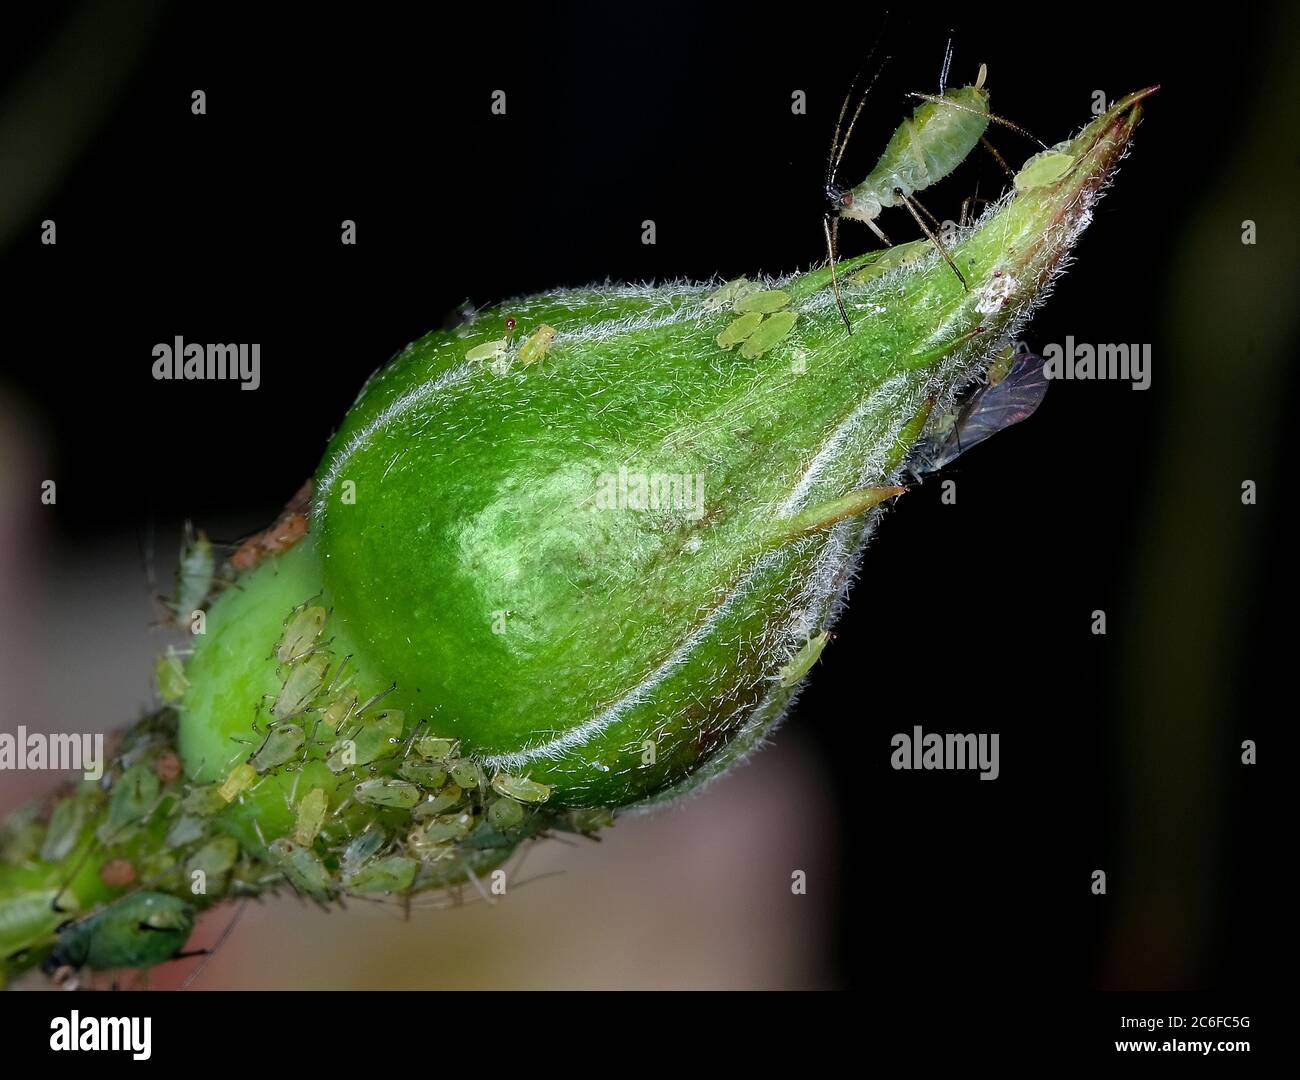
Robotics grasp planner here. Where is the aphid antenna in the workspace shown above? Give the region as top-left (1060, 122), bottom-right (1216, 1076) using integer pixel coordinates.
top-left (893, 187), bottom-right (968, 289)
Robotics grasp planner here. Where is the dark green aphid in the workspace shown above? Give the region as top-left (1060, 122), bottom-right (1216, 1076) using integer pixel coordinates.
top-left (45, 892), bottom-right (194, 973)
top-left (250, 722), bottom-right (306, 772)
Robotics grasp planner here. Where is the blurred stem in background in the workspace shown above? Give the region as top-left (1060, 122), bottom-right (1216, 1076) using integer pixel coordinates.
top-left (1106, 2), bottom-right (1295, 987)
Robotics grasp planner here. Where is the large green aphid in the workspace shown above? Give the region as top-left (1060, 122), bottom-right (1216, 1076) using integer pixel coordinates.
top-left (44, 893), bottom-right (195, 978)
top-left (0, 88), bottom-right (1152, 985)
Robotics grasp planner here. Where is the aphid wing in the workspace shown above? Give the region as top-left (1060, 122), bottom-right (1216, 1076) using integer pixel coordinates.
top-left (911, 352), bottom-right (1048, 473)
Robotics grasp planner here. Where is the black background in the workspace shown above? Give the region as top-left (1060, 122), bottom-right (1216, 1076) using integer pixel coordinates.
top-left (2, 2), bottom-right (1287, 994)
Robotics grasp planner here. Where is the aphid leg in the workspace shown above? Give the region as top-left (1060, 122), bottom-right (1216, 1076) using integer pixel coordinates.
top-left (979, 136), bottom-right (1016, 181)
top-left (864, 218), bottom-right (891, 246)
top-left (907, 192), bottom-right (943, 231)
top-left (823, 215), bottom-right (852, 333)
top-left (894, 188), bottom-right (968, 289)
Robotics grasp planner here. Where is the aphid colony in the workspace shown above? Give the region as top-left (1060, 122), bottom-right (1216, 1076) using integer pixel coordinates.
top-left (706, 279), bottom-right (800, 358)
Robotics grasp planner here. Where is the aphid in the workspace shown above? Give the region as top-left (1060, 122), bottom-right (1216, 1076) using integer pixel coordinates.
top-left (447, 760), bottom-right (483, 790)
top-left (733, 288), bottom-right (791, 314)
top-left (739, 311), bottom-right (799, 359)
top-left (101, 763), bottom-right (160, 839)
top-left (346, 854), bottom-right (417, 894)
top-left (39, 797), bottom-right (87, 864)
top-left (489, 772), bottom-right (552, 804)
top-left (340, 828), bottom-right (386, 881)
top-left (230, 480), bottom-right (314, 573)
top-left (249, 722), bottom-right (306, 772)
top-left (276, 603), bottom-right (328, 664)
top-left (185, 836), bottom-right (239, 893)
top-left (464, 338), bottom-right (508, 363)
top-left (702, 276), bottom-right (755, 313)
top-left (778, 631), bottom-right (830, 688)
top-left (486, 797), bottom-right (525, 830)
top-left (716, 311), bottom-right (764, 349)
top-left (320, 687), bottom-right (360, 733)
top-left (0, 889), bottom-right (68, 965)
top-left (165, 814), bottom-right (206, 848)
top-left (353, 778), bottom-right (422, 809)
top-left (44, 892), bottom-right (195, 974)
top-left (293, 787), bottom-right (328, 846)
top-left (181, 784), bottom-right (227, 816)
top-left (398, 761), bottom-right (448, 789)
top-left (824, 61), bottom-right (1038, 329)
top-left (327, 709), bottom-right (404, 772)
top-left (413, 735), bottom-right (457, 761)
top-left (910, 347), bottom-right (1048, 474)
top-left (172, 525), bottom-right (215, 623)
top-left (1014, 144), bottom-right (1076, 191)
top-left (267, 837), bottom-right (333, 897)
top-left (155, 648), bottom-right (190, 704)
top-left (517, 324), bottom-right (557, 365)
top-left (218, 762), bottom-right (256, 803)
top-left (271, 653), bottom-right (331, 720)
top-left (410, 811), bottom-right (475, 846)
top-left (411, 784), bottom-right (463, 820)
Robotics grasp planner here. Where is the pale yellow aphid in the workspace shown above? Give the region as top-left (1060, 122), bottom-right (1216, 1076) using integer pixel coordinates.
top-left (155, 648), bottom-right (189, 703)
top-left (218, 763), bottom-right (256, 803)
top-left (518, 324), bottom-right (557, 365)
top-left (293, 787), bottom-right (328, 846)
top-left (465, 338), bottom-right (508, 363)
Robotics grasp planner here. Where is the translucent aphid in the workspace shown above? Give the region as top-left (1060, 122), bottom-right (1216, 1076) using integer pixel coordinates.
top-left (340, 829), bottom-right (386, 881)
top-left (218, 763), bottom-right (256, 804)
top-left (271, 653), bottom-right (331, 721)
top-left (155, 648), bottom-right (190, 704)
top-left (739, 311), bottom-right (799, 359)
top-left (353, 778), bottom-right (422, 809)
top-left (321, 687), bottom-right (360, 733)
top-left (716, 312), bottom-right (764, 349)
top-left (39, 798), bottom-right (86, 864)
top-left (267, 837), bottom-right (333, 897)
top-left (733, 288), bottom-right (791, 314)
top-left (487, 797), bottom-right (525, 830)
top-left (185, 836), bottom-right (239, 893)
top-left (182, 784), bottom-right (227, 816)
top-left (910, 347), bottom-right (1049, 474)
top-left (327, 709), bottom-right (404, 772)
top-left (702, 276), bottom-right (755, 313)
top-left (172, 526), bottom-right (215, 622)
top-left (346, 854), bottom-right (417, 894)
top-left (101, 763), bottom-right (159, 839)
top-left (45, 892), bottom-right (195, 974)
top-left (249, 723), bottom-right (306, 772)
top-left (410, 812), bottom-right (475, 846)
top-left (411, 784), bottom-right (463, 820)
top-left (778, 631), bottom-right (830, 688)
top-left (518, 324), bottom-right (557, 365)
top-left (465, 338), bottom-right (508, 363)
top-left (293, 787), bottom-right (328, 846)
top-left (276, 604), bottom-right (328, 665)
top-left (414, 736), bottom-right (457, 761)
top-left (489, 772), bottom-right (552, 804)
top-left (165, 814), bottom-right (206, 848)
